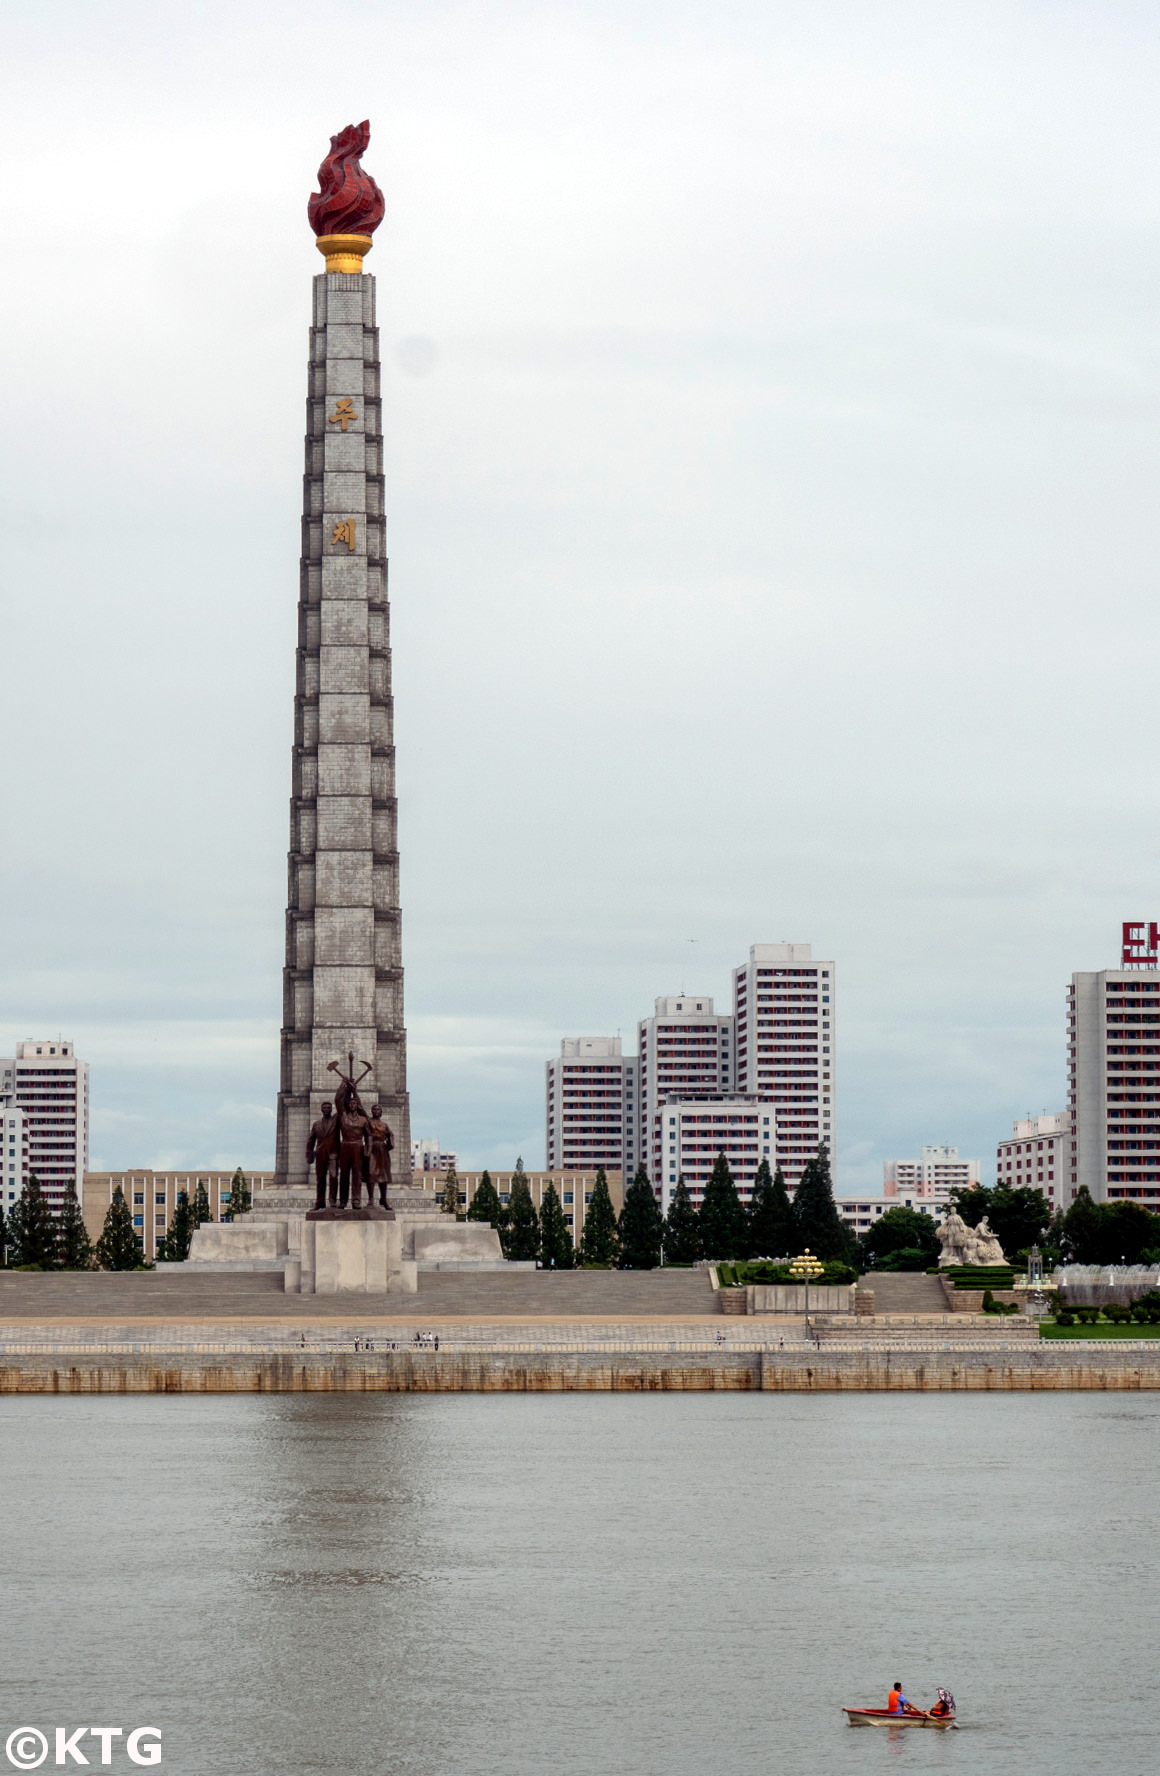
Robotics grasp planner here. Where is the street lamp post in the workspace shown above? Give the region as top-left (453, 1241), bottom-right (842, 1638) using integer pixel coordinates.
top-left (789, 1247), bottom-right (826, 1333)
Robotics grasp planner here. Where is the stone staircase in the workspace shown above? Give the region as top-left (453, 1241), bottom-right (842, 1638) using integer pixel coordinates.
top-left (862, 1271), bottom-right (950, 1314)
top-left (0, 1266), bottom-right (719, 1322)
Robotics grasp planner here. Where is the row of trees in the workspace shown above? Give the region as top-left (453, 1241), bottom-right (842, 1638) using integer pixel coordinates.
top-left (0, 1168), bottom-right (252, 1271)
top-left (463, 1160), bottom-right (616, 1267)
top-left (0, 1178), bottom-right (142, 1271)
top-left (457, 1147), bottom-right (853, 1269)
top-left (657, 1146), bottom-right (856, 1265)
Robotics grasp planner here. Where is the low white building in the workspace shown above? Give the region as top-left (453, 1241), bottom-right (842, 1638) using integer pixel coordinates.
top-left (884, 1145), bottom-right (979, 1208)
top-left (995, 1112), bottom-right (1069, 1213)
top-left (411, 1139), bottom-right (457, 1175)
top-left (836, 1194), bottom-right (947, 1238)
top-left (836, 1197), bottom-right (891, 1236)
top-left (656, 1094), bottom-right (776, 1214)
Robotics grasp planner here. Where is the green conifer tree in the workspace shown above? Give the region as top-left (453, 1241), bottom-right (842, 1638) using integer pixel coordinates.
top-left (223, 1167), bottom-right (251, 1222)
top-left (5, 1191), bottom-right (24, 1268)
top-left (8, 1176), bottom-right (59, 1269)
top-left (662, 1177), bottom-right (701, 1265)
top-left (95, 1186), bottom-right (145, 1271)
top-left (538, 1181), bottom-right (573, 1269)
top-left (467, 1170), bottom-right (502, 1227)
top-left (698, 1151), bottom-right (747, 1260)
top-left (618, 1165), bottom-right (664, 1269)
top-left (191, 1180), bottom-right (213, 1229)
top-left (56, 1180), bottom-right (95, 1270)
top-left (441, 1164), bottom-right (461, 1218)
top-left (579, 1168), bottom-right (619, 1267)
top-left (792, 1143), bottom-right (851, 1260)
top-left (506, 1165), bottom-right (540, 1262)
top-left (0, 1200), bottom-right (6, 1267)
top-left (156, 1190), bottom-right (196, 1262)
top-left (1061, 1185), bottom-right (1111, 1264)
top-left (746, 1159), bottom-right (795, 1259)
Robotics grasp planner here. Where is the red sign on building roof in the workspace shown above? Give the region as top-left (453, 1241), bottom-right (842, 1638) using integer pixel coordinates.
top-left (1121, 922), bottom-right (1160, 968)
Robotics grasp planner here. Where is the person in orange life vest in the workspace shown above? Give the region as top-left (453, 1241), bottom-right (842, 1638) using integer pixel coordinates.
top-left (887, 1683), bottom-right (915, 1715)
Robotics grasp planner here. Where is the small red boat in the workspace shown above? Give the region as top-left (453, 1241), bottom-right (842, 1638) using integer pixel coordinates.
top-left (844, 1707), bottom-right (956, 1729)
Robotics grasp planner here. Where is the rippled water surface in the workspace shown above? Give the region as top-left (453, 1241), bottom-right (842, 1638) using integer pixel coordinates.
top-left (1, 1393), bottom-right (1157, 1776)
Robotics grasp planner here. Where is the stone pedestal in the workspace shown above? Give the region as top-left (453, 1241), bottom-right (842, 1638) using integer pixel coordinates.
top-left (184, 1222), bottom-right (288, 1271)
top-left (411, 1222), bottom-right (503, 1267)
top-left (295, 1214), bottom-right (416, 1295)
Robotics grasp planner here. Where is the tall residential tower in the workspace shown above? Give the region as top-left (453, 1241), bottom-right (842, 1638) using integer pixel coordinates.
top-left (546, 1038), bottom-right (639, 1175)
top-left (1068, 922), bottom-right (1160, 1208)
top-left (0, 1040), bottom-right (89, 1210)
top-left (732, 943), bottom-right (834, 1188)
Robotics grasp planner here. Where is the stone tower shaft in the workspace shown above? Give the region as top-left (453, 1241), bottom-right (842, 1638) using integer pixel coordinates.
top-left (274, 268), bottom-right (410, 1187)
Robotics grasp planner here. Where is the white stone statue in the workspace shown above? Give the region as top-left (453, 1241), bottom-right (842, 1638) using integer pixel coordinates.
top-left (967, 1216), bottom-right (1006, 1266)
top-left (937, 1207), bottom-right (973, 1268)
top-left (937, 1208), bottom-right (1006, 1268)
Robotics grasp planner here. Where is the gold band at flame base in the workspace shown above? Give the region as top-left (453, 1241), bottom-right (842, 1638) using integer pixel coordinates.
top-left (315, 234), bottom-right (374, 273)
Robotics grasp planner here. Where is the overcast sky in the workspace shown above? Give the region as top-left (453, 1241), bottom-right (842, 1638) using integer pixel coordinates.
top-left (2, 0), bottom-right (1159, 1186)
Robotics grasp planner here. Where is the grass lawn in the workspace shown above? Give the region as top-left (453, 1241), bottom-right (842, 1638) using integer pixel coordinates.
top-left (1039, 1322), bottom-right (1160, 1339)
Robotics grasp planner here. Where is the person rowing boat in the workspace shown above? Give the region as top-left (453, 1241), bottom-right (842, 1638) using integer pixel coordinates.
top-left (887, 1682), bottom-right (923, 1719)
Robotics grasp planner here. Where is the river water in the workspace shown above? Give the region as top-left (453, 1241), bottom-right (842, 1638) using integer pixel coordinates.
top-left (1, 1393), bottom-right (1156, 1776)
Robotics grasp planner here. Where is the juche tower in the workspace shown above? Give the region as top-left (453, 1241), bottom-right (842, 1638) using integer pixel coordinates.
top-left (274, 122), bottom-right (410, 1189)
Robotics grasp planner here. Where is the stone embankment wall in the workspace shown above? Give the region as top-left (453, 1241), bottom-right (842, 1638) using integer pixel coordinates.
top-left (0, 1353), bottom-right (760, 1393)
top-left (2, 1347), bottom-right (1160, 1392)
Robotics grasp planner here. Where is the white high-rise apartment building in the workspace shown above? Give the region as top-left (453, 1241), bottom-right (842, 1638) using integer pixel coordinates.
top-left (546, 1038), bottom-right (640, 1176)
top-left (884, 1145), bottom-right (979, 1208)
top-left (1069, 924), bottom-right (1160, 1208)
top-left (995, 1113), bottom-right (1068, 1213)
top-left (0, 1105), bottom-right (29, 1210)
top-left (638, 998), bottom-right (733, 1185)
top-left (0, 1040), bottom-right (89, 1210)
top-left (656, 1095), bottom-right (777, 1214)
top-left (732, 944), bottom-right (834, 1190)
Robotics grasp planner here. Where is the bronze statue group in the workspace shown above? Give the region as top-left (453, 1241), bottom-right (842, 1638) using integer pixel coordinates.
top-left (305, 1055), bottom-right (393, 1215)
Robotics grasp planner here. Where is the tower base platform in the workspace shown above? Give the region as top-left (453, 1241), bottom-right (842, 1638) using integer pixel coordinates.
top-left (177, 1187), bottom-right (505, 1293)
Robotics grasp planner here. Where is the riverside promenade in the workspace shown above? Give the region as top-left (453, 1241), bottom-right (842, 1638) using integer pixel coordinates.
top-left (1, 1271), bottom-right (1159, 1391)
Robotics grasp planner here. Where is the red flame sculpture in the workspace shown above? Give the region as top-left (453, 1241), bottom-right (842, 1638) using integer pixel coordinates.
top-left (308, 122), bottom-right (385, 238)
